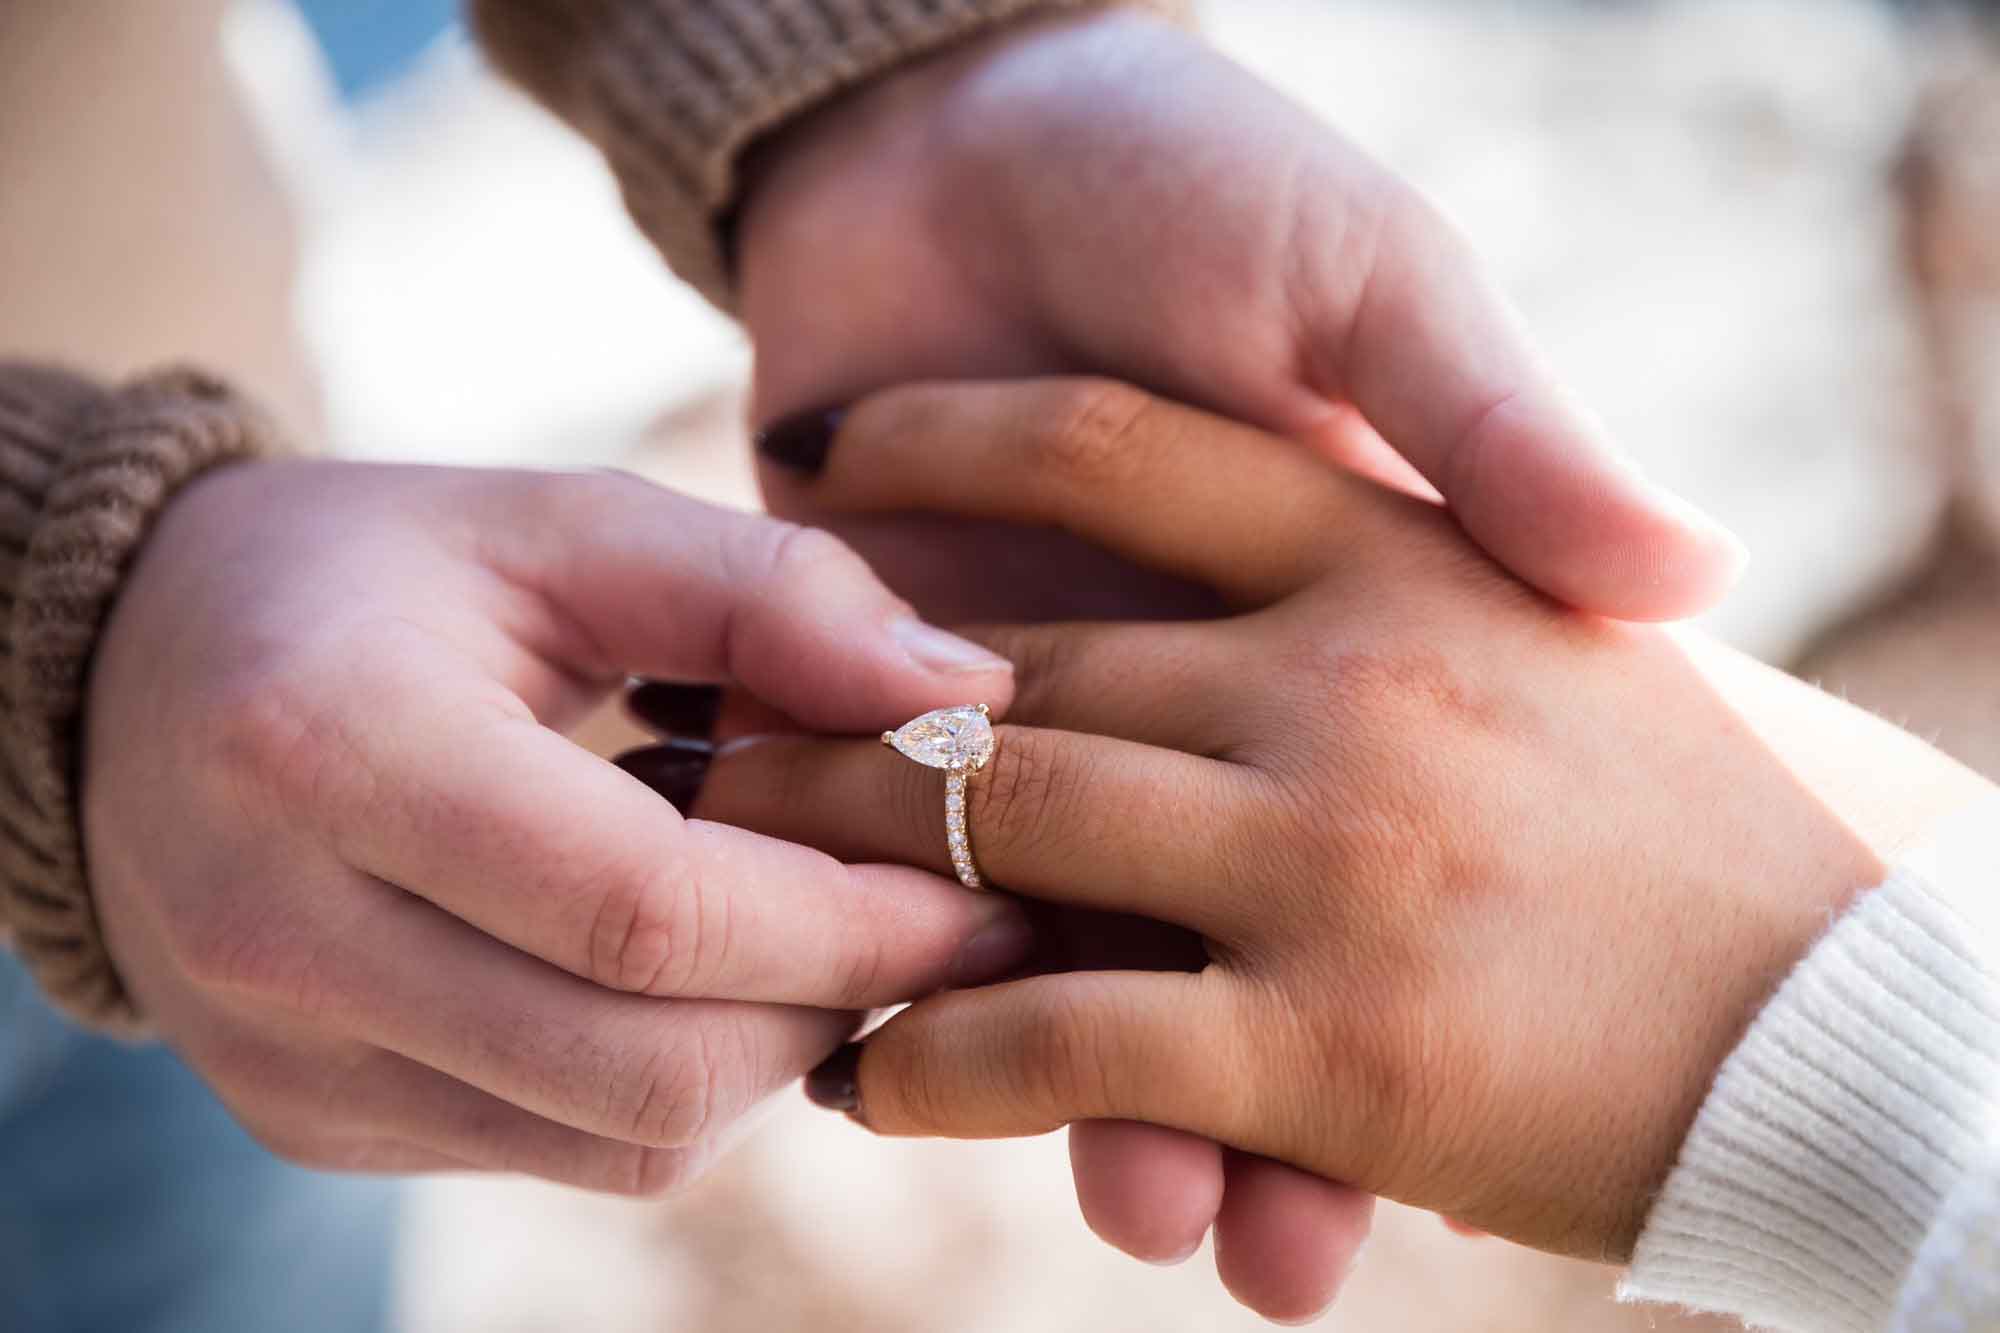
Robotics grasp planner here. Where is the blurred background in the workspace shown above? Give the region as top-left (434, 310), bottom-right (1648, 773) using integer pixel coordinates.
top-left (2, 0), bottom-right (1997, 1328)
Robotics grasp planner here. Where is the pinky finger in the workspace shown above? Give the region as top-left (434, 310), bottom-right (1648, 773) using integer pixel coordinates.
top-left (241, 1045), bottom-right (713, 1198)
top-left (845, 970), bottom-right (1242, 1141)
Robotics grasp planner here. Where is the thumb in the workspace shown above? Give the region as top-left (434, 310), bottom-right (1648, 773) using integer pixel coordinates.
top-left (492, 470), bottom-right (1015, 731)
top-left (1318, 190), bottom-right (1748, 621)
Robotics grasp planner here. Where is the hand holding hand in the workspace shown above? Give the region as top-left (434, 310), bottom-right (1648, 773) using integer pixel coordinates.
top-left (694, 378), bottom-right (1991, 1261)
top-left (740, 7), bottom-right (1746, 622)
top-left (81, 460), bottom-right (1027, 1192)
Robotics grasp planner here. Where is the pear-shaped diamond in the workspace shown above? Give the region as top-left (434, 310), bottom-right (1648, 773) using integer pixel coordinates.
top-left (886, 706), bottom-right (995, 771)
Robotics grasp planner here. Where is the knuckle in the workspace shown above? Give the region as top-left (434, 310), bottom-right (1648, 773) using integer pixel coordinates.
top-left (547, 468), bottom-right (656, 528)
top-left (172, 904), bottom-right (306, 1006)
top-left (828, 926), bottom-right (888, 1011)
top-left (1020, 987), bottom-right (1116, 1119)
top-left (1329, 974), bottom-right (1453, 1179)
top-left (206, 662), bottom-right (347, 820)
top-left (586, 857), bottom-right (702, 995)
top-left (613, 1026), bottom-right (729, 1148)
top-left (873, 1032), bottom-right (954, 1134)
top-left (170, 892), bottom-right (364, 1029)
top-left (739, 520), bottom-right (861, 601)
top-left (204, 645), bottom-right (432, 856)
top-left (1027, 379), bottom-right (1157, 488)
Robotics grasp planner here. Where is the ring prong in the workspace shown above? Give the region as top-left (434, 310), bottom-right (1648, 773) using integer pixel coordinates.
top-left (881, 731), bottom-right (895, 745)
top-left (977, 703), bottom-right (990, 715)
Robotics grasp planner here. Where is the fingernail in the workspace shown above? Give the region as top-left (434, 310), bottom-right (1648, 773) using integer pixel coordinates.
top-left (612, 741), bottom-right (713, 817)
top-left (891, 617), bottom-right (1013, 675)
top-left (951, 910), bottom-right (1036, 988)
top-left (1566, 392), bottom-right (1751, 574)
top-left (805, 1042), bottom-right (864, 1113)
top-left (1660, 484), bottom-right (1751, 574)
top-left (1621, 458), bottom-right (1744, 545)
top-left (1603, 441), bottom-right (1751, 578)
top-left (625, 682), bottom-right (723, 739)
top-left (1143, 1238), bottom-right (1204, 1268)
top-left (755, 407), bottom-right (846, 475)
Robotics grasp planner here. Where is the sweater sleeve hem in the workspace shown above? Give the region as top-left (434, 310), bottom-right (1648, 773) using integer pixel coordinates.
top-left (0, 366), bottom-right (277, 1034)
top-left (1619, 810), bottom-right (2000, 1333)
top-left (470, 0), bottom-right (1194, 311)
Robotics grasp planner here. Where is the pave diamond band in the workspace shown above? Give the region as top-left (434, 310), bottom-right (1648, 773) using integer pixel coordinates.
top-left (883, 705), bottom-right (995, 891)
top-left (944, 771), bottom-right (979, 889)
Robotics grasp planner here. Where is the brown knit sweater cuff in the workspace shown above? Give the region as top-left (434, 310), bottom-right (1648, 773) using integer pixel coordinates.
top-left (1, 365), bottom-right (275, 1033)
top-left (471, 0), bottom-right (1193, 309)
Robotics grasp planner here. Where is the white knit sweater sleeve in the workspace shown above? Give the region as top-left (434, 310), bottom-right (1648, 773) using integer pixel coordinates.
top-left (1620, 796), bottom-right (2000, 1333)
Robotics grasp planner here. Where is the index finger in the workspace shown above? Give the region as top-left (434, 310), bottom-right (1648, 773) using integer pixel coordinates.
top-left (694, 723), bottom-right (1257, 941)
top-left (312, 678), bottom-right (1024, 1009)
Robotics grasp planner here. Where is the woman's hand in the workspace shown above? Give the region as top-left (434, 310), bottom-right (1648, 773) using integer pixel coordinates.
top-left (739, 7), bottom-right (1746, 623)
top-left (691, 379), bottom-right (1993, 1266)
top-left (81, 460), bottom-right (1028, 1192)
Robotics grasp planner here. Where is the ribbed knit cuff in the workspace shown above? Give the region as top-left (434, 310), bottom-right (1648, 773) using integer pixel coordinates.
top-left (1620, 865), bottom-right (2000, 1332)
top-left (470, 0), bottom-right (1193, 309)
top-left (0, 366), bottom-right (276, 1034)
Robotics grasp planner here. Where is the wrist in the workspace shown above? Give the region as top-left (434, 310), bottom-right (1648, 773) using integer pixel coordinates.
top-left (1676, 628), bottom-right (1995, 862)
top-left (1623, 831), bottom-right (2000, 1329)
top-left (5, 369), bottom-right (276, 1032)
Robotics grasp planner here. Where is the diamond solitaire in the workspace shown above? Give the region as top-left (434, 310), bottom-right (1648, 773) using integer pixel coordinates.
top-left (883, 705), bottom-right (996, 890)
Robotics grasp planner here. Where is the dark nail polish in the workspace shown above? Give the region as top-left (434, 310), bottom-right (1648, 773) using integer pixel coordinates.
top-left (612, 741), bottom-right (713, 817)
top-left (804, 1042), bottom-right (863, 1113)
top-left (625, 681), bottom-right (723, 739)
top-left (754, 407), bottom-right (845, 475)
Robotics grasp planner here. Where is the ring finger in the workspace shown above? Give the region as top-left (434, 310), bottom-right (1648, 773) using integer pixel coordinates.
top-left (695, 724), bottom-right (1258, 942)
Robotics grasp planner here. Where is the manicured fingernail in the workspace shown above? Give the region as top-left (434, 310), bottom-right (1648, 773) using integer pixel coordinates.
top-left (625, 682), bottom-right (722, 739)
top-left (891, 617), bottom-right (1012, 675)
top-left (612, 741), bottom-right (712, 817)
top-left (805, 1042), bottom-right (864, 1113)
top-left (755, 407), bottom-right (846, 475)
top-left (951, 910), bottom-right (1036, 988)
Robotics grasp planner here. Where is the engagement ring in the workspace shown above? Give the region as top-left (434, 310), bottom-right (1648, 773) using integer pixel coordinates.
top-left (883, 704), bottom-right (996, 891)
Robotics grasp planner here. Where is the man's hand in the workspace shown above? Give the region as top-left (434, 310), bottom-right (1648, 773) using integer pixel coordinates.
top-left (739, 7), bottom-right (1746, 622)
top-left (81, 460), bottom-right (1028, 1193)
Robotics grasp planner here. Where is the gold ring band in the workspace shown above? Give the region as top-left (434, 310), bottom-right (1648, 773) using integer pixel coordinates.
top-left (883, 704), bottom-right (996, 891)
